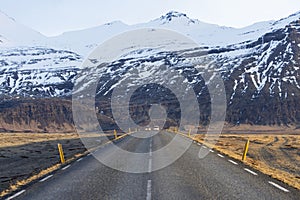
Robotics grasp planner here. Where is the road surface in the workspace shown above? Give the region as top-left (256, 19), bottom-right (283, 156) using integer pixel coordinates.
top-left (7, 131), bottom-right (300, 200)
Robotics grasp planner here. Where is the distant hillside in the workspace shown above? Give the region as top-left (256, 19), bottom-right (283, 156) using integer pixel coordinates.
top-left (1, 11), bottom-right (300, 132)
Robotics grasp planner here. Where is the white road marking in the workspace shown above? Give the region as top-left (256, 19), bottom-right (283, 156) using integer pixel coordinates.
top-left (146, 180), bottom-right (152, 200)
top-left (202, 146), bottom-right (207, 149)
top-left (209, 150), bottom-right (214, 153)
top-left (39, 175), bottom-right (53, 182)
top-left (268, 181), bottom-right (289, 192)
top-left (244, 168), bottom-right (257, 176)
top-left (62, 165), bottom-right (71, 170)
top-left (148, 137), bottom-right (153, 172)
top-left (148, 158), bottom-right (152, 173)
top-left (228, 160), bottom-right (238, 165)
top-left (6, 190), bottom-right (26, 200)
top-left (197, 143), bottom-right (201, 146)
top-left (217, 154), bottom-right (224, 158)
top-left (77, 158), bottom-right (83, 162)
top-left (87, 153), bottom-right (91, 156)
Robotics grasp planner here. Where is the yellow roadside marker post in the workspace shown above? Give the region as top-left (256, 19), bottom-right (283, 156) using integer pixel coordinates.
top-left (114, 130), bottom-right (118, 139)
top-left (57, 143), bottom-right (65, 164)
top-left (188, 129), bottom-right (191, 138)
top-left (242, 139), bottom-right (250, 161)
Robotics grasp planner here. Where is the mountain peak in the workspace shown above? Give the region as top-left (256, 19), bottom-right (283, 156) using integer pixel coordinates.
top-left (162, 11), bottom-right (187, 19)
top-left (158, 11), bottom-right (195, 24)
top-left (104, 20), bottom-right (126, 26)
top-left (0, 10), bottom-right (45, 46)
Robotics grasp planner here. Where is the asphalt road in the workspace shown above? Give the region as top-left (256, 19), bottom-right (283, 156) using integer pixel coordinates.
top-left (7, 131), bottom-right (300, 200)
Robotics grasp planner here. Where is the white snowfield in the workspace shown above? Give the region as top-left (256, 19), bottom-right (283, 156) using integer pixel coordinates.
top-left (0, 11), bottom-right (299, 54)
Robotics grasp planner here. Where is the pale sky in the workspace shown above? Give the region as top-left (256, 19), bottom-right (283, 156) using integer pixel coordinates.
top-left (1, 0), bottom-right (300, 36)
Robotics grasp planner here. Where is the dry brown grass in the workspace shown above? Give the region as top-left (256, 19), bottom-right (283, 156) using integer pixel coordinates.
top-left (0, 133), bottom-right (79, 148)
top-left (192, 133), bottom-right (300, 190)
top-left (0, 132), bottom-right (109, 148)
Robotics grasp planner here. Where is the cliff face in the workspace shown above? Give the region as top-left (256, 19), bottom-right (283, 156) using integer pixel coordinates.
top-left (0, 98), bottom-right (121, 133)
top-left (0, 99), bottom-right (75, 133)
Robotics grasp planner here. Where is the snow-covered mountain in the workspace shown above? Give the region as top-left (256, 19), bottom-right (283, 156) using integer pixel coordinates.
top-left (48, 11), bottom-right (300, 55)
top-left (0, 10), bottom-right (299, 53)
top-left (0, 11), bottom-right (46, 46)
top-left (0, 47), bottom-right (81, 97)
top-left (1, 11), bottom-right (300, 129)
top-left (49, 21), bottom-right (130, 55)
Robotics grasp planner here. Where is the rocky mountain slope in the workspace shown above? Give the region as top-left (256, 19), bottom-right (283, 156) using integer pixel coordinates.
top-left (0, 11), bottom-right (300, 132)
top-left (216, 19), bottom-right (300, 125)
top-left (0, 47), bottom-right (81, 97)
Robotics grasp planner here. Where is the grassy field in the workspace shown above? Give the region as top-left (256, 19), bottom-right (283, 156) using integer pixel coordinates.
top-left (0, 133), bottom-right (80, 148)
top-left (193, 133), bottom-right (300, 190)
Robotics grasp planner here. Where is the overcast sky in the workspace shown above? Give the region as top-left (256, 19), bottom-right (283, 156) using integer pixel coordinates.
top-left (1, 0), bottom-right (300, 36)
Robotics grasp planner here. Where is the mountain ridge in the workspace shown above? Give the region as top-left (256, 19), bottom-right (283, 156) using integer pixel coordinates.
top-left (0, 10), bottom-right (46, 46)
top-left (1, 11), bottom-right (300, 131)
top-left (1, 10), bottom-right (300, 52)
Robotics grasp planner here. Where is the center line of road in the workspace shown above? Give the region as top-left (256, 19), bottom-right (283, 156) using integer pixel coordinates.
top-left (39, 174), bottom-right (53, 182)
top-left (228, 160), bottom-right (238, 165)
top-left (146, 180), bottom-right (152, 200)
top-left (268, 181), bottom-right (289, 192)
top-left (148, 138), bottom-right (152, 173)
top-left (217, 154), bottom-right (224, 158)
top-left (244, 168), bottom-right (257, 176)
top-left (62, 165), bottom-right (71, 170)
top-left (6, 190), bottom-right (26, 200)
top-left (148, 158), bottom-right (152, 173)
